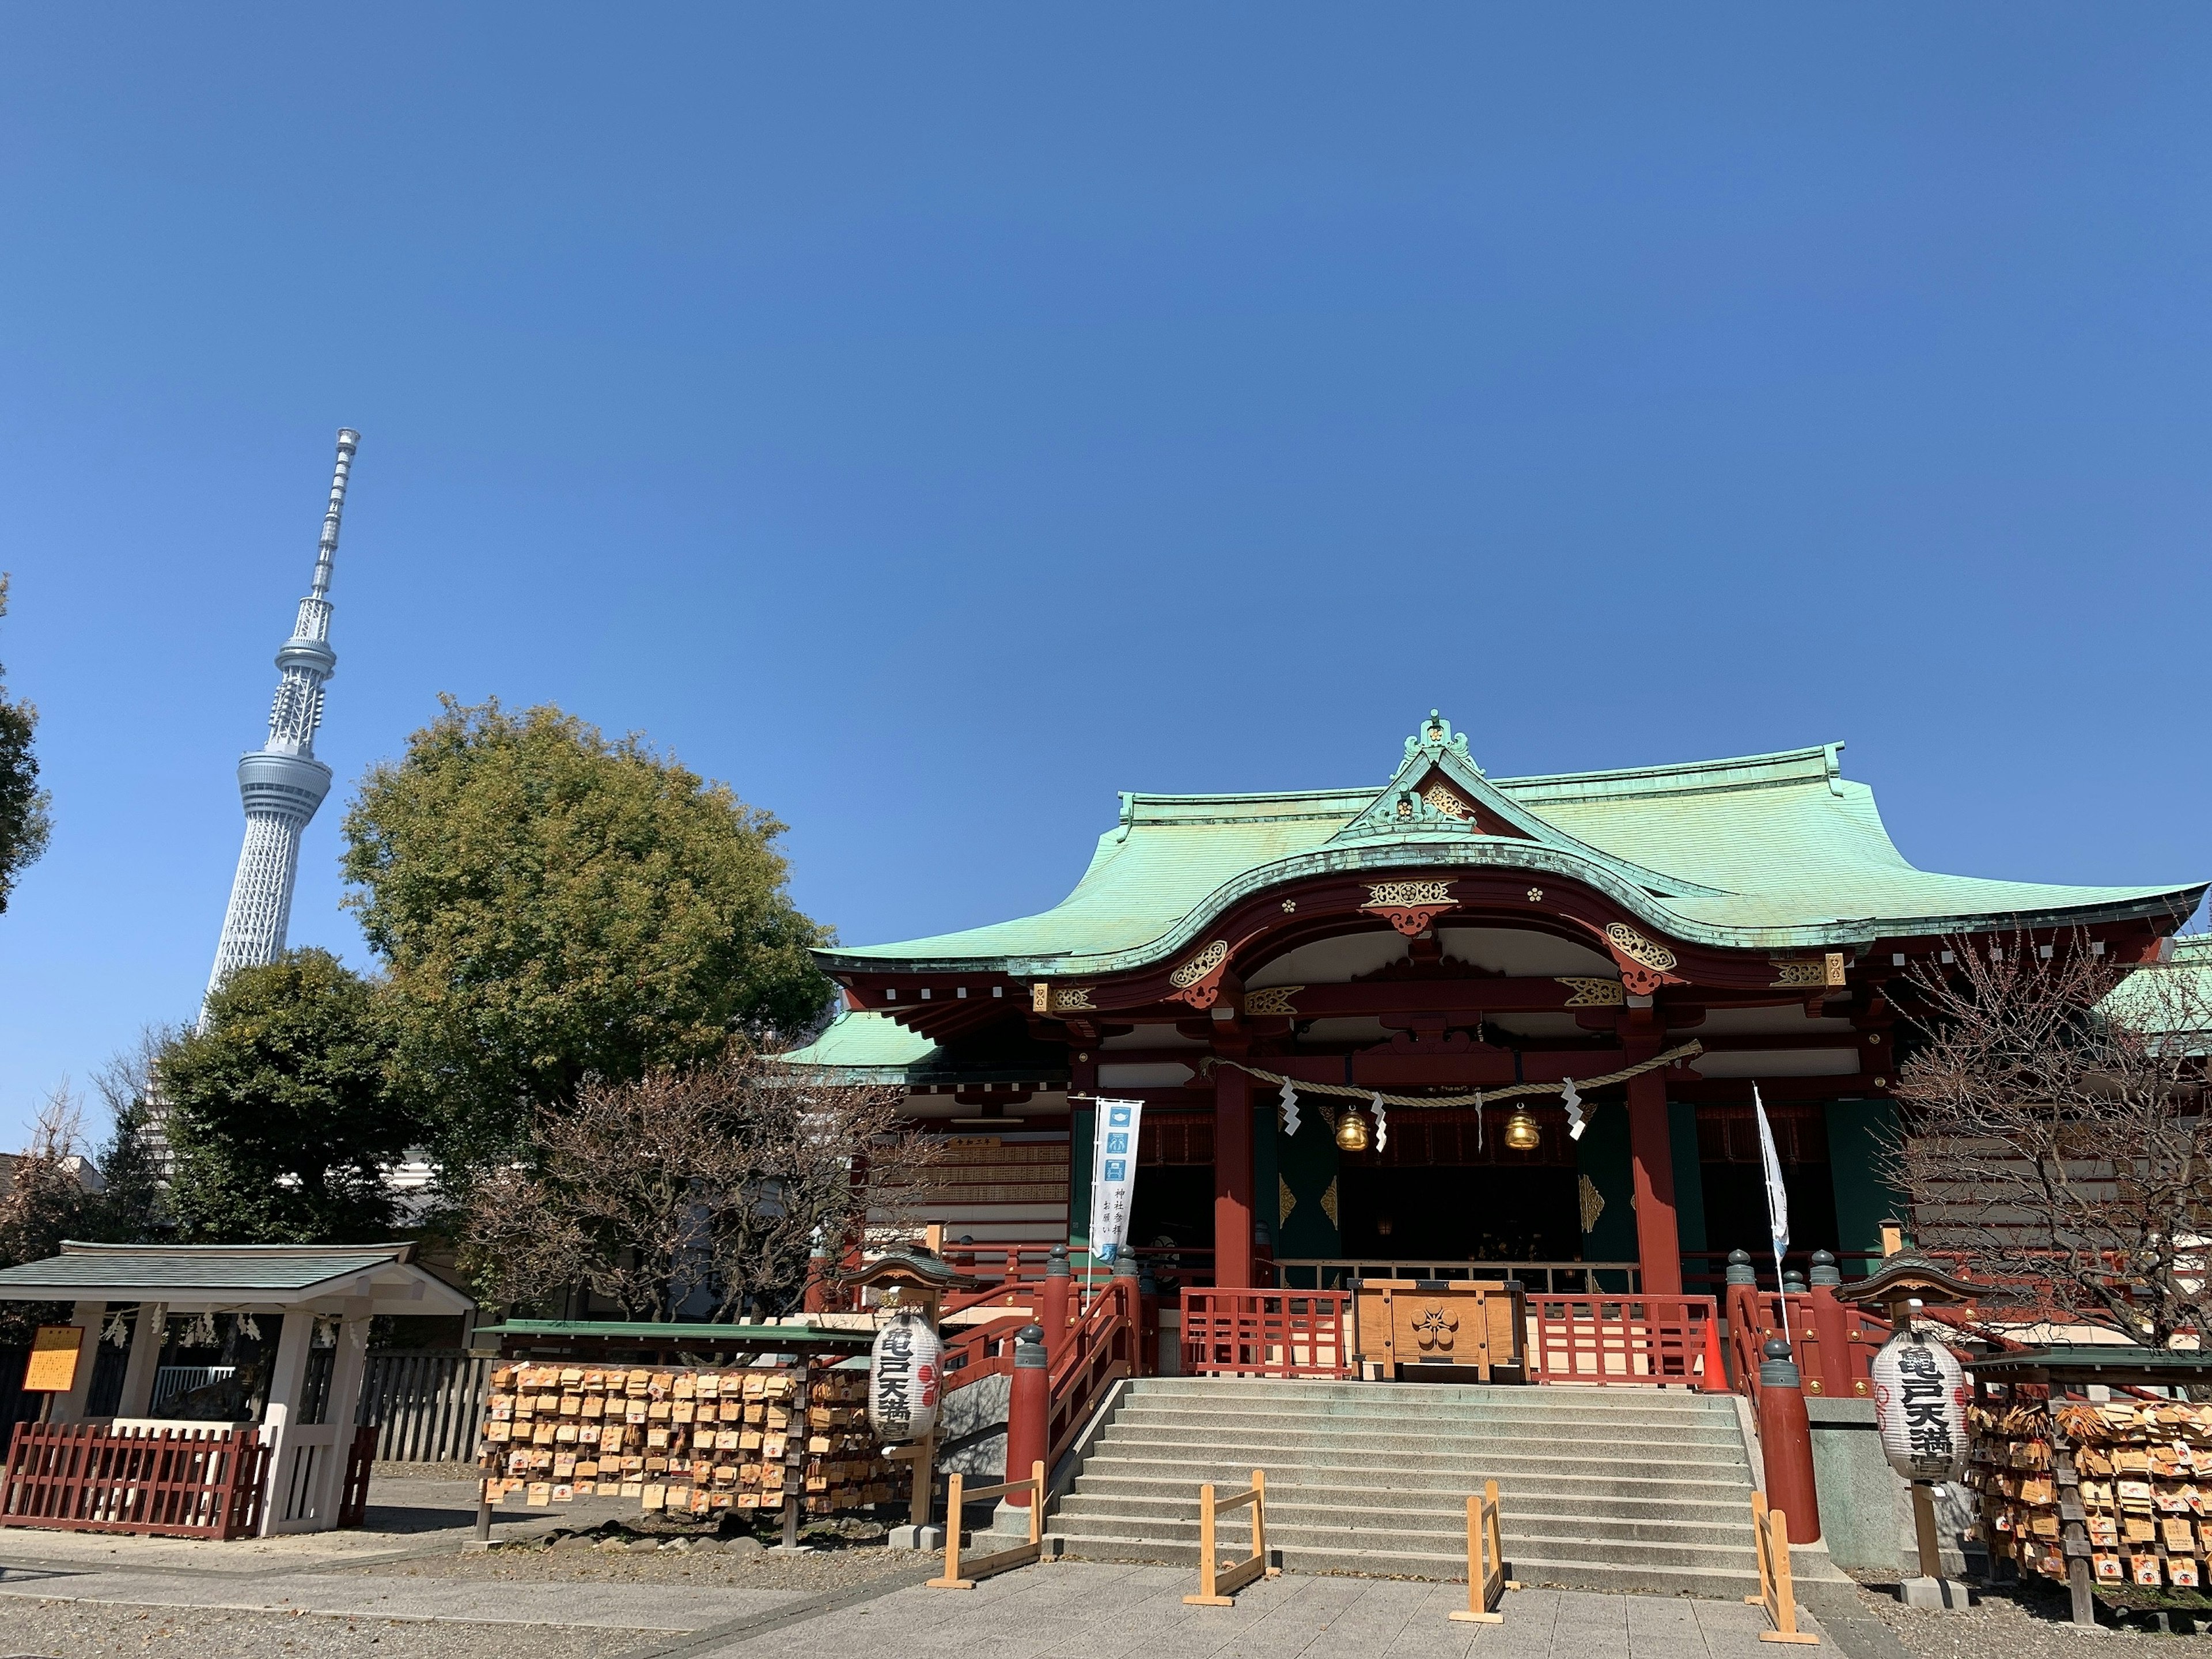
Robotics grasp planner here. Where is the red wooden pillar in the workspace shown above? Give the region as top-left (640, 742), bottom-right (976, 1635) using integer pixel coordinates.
top-left (1003, 1324), bottom-right (1048, 1503)
top-left (1213, 1062), bottom-right (1255, 1289)
top-left (1625, 1062), bottom-right (1683, 1296)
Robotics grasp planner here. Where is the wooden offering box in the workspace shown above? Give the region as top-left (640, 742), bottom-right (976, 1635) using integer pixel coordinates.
top-left (1351, 1279), bottom-right (1527, 1382)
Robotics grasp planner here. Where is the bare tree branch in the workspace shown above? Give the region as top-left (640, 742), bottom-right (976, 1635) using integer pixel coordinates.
top-left (0, 1084), bottom-right (97, 1341)
top-left (1889, 929), bottom-right (2212, 1349)
top-left (460, 1049), bottom-right (937, 1321)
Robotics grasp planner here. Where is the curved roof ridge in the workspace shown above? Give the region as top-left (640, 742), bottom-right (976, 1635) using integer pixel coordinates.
top-left (1109, 742), bottom-right (1849, 819)
top-left (1499, 741), bottom-right (1844, 802)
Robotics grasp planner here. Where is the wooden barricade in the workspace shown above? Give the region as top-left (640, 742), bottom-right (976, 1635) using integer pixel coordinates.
top-left (1184, 1469), bottom-right (1279, 1606)
top-left (1448, 1480), bottom-right (1520, 1623)
top-left (0, 1422), bottom-right (268, 1541)
top-left (1748, 1491), bottom-right (1819, 1645)
top-left (927, 1460), bottom-right (1046, 1589)
top-left (336, 1423), bottom-right (377, 1529)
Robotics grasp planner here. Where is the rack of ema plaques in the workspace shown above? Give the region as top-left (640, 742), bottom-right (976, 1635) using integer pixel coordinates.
top-left (479, 1361), bottom-right (896, 1521)
top-left (1971, 1381), bottom-right (2212, 1622)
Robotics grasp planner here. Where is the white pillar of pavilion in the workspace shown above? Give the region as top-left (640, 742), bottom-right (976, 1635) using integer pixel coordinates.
top-left (113, 1302), bottom-right (170, 1418)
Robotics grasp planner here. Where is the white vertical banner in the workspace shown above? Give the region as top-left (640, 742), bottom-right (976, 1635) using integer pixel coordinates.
top-left (1752, 1083), bottom-right (1790, 1285)
top-left (1089, 1097), bottom-right (1145, 1264)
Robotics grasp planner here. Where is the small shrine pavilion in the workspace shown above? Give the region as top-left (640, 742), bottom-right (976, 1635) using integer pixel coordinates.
top-left (785, 714), bottom-right (2205, 1297)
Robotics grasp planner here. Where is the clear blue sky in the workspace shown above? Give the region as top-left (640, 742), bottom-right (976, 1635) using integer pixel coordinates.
top-left (2, 7), bottom-right (2207, 1149)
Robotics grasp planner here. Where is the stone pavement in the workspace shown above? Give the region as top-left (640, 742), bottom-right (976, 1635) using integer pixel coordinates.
top-left (691, 1560), bottom-right (1831, 1659)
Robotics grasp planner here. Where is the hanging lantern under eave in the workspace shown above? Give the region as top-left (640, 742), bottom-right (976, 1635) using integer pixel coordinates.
top-left (1335, 1105), bottom-right (1373, 1152)
top-left (1502, 1109), bottom-right (1542, 1152)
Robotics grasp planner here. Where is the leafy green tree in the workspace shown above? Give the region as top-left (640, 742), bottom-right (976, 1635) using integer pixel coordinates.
top-left (158, 950), bottom-right (418, 1243)
top-left (0, 575), bottom-right (52, 915)
top-left (340, 698), bottom-right (831, 1176)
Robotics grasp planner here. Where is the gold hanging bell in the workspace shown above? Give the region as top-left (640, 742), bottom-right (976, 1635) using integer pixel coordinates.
top-left (1502, 1108), bottom-right (1542, 1152)
top-left (1335, 1104), bottom-right (1373, 1152)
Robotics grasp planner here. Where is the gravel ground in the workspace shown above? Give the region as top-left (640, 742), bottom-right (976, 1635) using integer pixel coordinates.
top-left (380, 1521), bottom-right (927, 1592)
top-left (367, 1462), bottom-right (485, 1485)
top-left (0, 1601), bottom-right (664, 1659)
top-left (1851, 1574), bottom-right (2212, 1656)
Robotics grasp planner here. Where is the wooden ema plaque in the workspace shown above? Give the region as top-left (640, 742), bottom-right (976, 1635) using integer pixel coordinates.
top-left (1353, 1281), bottom-right (1525, 1382)
top-left (22, 1325), bottom-right (84, 1394)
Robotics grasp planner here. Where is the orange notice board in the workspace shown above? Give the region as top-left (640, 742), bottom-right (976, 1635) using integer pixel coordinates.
top-left (22, 1325), bottom-right (84, 1393)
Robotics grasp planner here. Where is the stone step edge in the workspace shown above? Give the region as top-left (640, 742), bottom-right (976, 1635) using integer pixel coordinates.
top-left (1044, 1531), bottom-right (1752, 1566)
top-left (1048, 1537), bottom-right (1760, 1588)
top-left (1127, 1388), bottom-right (1733, 1410)
top-left (1108, 1415), bottom-right (1746, 1440)
top-left (1055, 1504), bottom-right (1754, 1537)
top-left (1079, 1451), bottom-right (1752, 1478)
top-left (1064, 1491), bottom-right (1752, 1518)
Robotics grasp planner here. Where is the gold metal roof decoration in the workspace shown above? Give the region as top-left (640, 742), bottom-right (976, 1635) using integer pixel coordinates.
top-left (1556, 976), bottom-right (1625, 1007)
top-left (1168, 940), bottom-right (1228, 988)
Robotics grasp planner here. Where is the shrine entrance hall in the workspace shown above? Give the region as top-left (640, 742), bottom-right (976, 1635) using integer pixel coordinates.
top-left (790, 712), bottom-right (2197, 1299)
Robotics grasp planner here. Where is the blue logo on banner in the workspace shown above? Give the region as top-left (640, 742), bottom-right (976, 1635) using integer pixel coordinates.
top-left (1103, 1159), bottom-right (1126, 1181)
top-left (1108, 1106), bottom-right (1132, 1126)
top-left (1105, 1132), bottom-right (1129, 1154)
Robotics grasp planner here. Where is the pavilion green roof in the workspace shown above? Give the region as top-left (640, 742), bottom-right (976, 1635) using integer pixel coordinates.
top-left (780, 1010), bottom-right (940, 1082)
top-left (2099, 934), bottom-right (2212, 1046)
top-left (815, 719), bottom-right (2203, 983)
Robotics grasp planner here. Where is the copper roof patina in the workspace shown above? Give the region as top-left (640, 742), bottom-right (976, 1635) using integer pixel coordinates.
top-left (810, 714), bottom-right (2203, 981)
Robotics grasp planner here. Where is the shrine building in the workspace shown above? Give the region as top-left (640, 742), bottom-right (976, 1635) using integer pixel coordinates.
top-left (784, 714), bottom-right (2206, 1297)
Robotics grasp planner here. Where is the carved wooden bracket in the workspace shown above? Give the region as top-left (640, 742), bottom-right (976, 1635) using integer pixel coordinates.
top-left (1599, 921), bottom-right (1686, 997)
top-left (1359, 880), bottom-right (1457, 938)
top-left (1166, 939), bottom-right (1232, 1009)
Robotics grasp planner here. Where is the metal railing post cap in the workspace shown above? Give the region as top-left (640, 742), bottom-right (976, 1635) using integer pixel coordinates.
top-left (1113, 1253), bottom-right (1138, 1281)
top-left (1725, 1250), bottom-right (1758, 1287)
top-left (1808, 1251), bottom-right (1842, 1288)
top-left (1781, 1270), bottom-right (1808, 1294)
top-left (1758, 1336), bottom-right (1802, 1390)
top-left (1014, 1325), bottom-right (1048, 1368)
top-left (1047, 1245), bottom-right (1070, 1278)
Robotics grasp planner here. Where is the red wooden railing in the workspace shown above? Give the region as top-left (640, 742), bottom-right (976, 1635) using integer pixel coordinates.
top-left (336, 1423), bottom-right (377, 1528)
top-left (1048, 1278), bottom-right (1135, 1464)
top-left (1524, 1294), bottom-right (1722, 1387)
top-left (0, 1422), bottom-right (268, 1540)
top-left (1723, 1284), bottom-right (1892, 1403)
top-left (940, 1313), bottom-right (1030, 1388)
top-left (1180, 1289), bottom-right (1354, 1378)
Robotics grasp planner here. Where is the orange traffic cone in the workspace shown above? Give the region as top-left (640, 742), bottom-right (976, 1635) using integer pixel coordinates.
top-left (1699, 1312), bottom-right (1729, 1392)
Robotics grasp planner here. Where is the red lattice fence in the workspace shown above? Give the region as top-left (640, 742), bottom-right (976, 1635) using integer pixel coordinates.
top-left (0, 1422), bottom-right (268, 1540)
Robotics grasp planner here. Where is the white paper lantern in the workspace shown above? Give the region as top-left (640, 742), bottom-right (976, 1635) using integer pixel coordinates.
top-left (1870, 1325), bottom-right (1968, 1483)
top-left (868, 1309), bottom-right (942, 1442)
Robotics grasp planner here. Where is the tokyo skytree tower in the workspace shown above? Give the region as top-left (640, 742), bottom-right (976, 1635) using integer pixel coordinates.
top-left (205, 429), bottom-right (361, 1003)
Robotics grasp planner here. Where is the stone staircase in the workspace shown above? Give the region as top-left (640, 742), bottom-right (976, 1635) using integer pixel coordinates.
top-left (1047, 1376), bottom-right (1763, 1599)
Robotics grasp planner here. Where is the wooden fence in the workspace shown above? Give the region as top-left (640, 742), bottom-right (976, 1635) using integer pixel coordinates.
top-left (1180, 1290), bottom-right (1354, 1378)
top-left (1523, 1294), bottom-right (1720, 1385)
top-left (355, 1349), bottom-right (488, 1461)
top-left (0, 1421), bottom-right (267, 1540)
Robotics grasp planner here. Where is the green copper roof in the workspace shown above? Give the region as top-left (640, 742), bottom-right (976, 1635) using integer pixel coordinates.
top-left (816, 715), bottom-right (2204, 979)
top-left (2099, 934), bottom-right (2212, 1044)
top-left (475, 1319), bottom-right (874, 1349)
top-left (0, 1243), bottom-right (434, 1301)
top-left (781, 1010), bottom-right (940, 1081)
